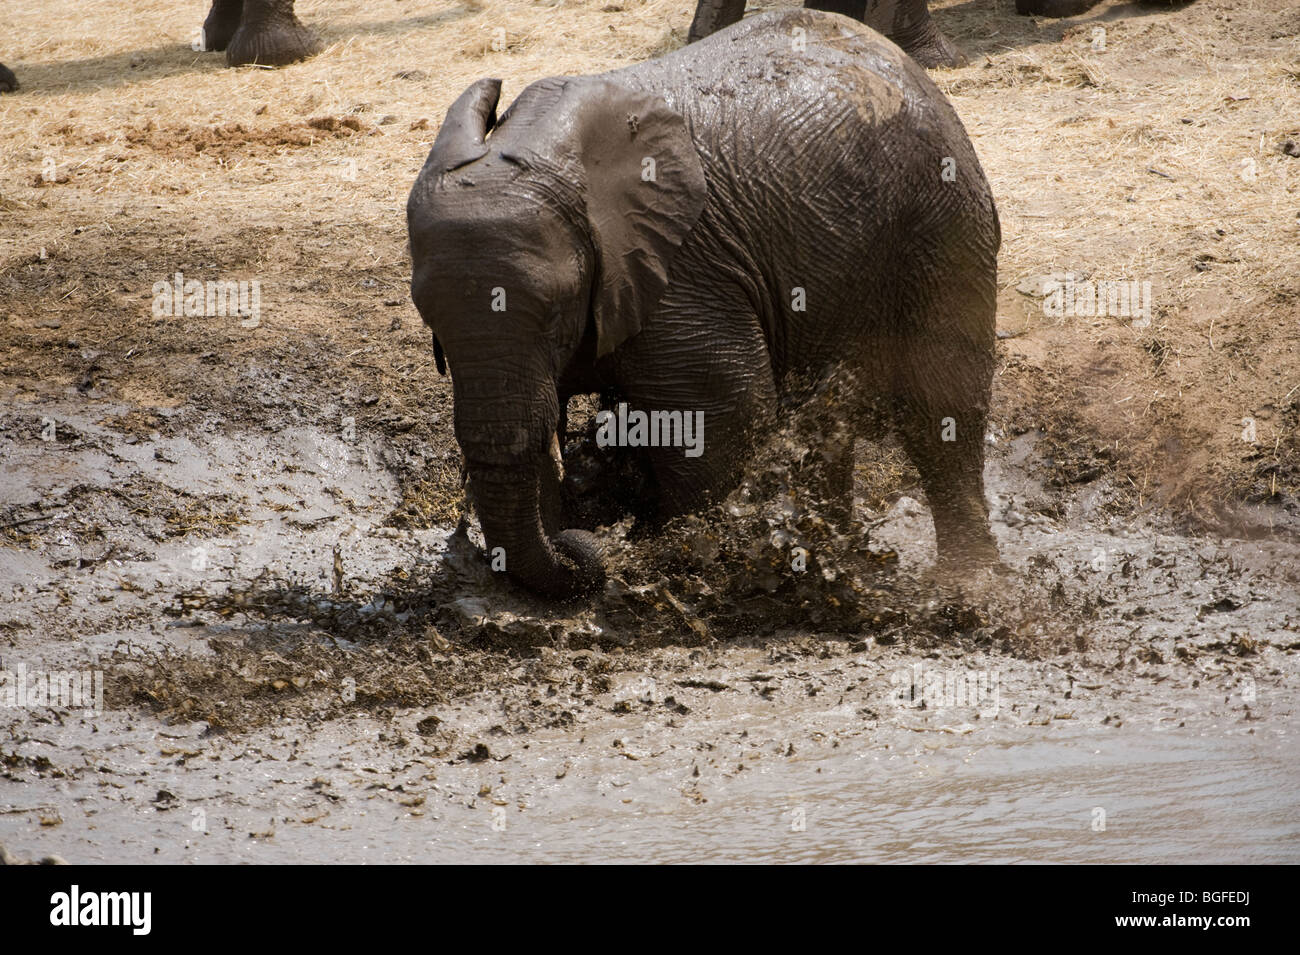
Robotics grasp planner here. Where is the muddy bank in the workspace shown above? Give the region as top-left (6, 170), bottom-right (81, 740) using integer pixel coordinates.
top-left (1, 391), bottom-right (1297, 862)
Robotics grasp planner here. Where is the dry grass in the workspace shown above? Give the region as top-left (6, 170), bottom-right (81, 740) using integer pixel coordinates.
top-left (1, 0), bottom-right (1298, 532)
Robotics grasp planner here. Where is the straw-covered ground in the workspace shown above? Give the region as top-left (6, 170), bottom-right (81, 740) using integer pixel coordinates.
top-left (0, 0), bottom-right (1297, 863)
top-left (3, 0), bottom-right (1297, 531)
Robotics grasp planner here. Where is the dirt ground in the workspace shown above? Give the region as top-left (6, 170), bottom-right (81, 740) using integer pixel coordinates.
top-left (1, 0), bottom-right (1297, 863)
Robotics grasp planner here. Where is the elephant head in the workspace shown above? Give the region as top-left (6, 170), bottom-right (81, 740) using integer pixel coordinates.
top-left (407, 76), bottom-right (707, 597)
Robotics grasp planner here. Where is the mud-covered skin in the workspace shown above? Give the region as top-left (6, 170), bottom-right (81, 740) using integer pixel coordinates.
top-left (408, 11), bottom-right (1000, 598)
top-left (0, 63), bottom-right (17, 93)
top-left (688, 0), bottom-right (965, 68)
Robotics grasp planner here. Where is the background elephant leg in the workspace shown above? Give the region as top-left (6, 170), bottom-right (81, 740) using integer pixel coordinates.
top-left (202, 0), bottom-right (244, 52)
top-left (805, 1), bottom-right (868, 22)
top-left (887, 0), bottom-right (967, 68)
top-left (227, 0), bottom-right (321, 67)
top-left (1015, 0), bottom-right (1103, 16)
top-left (0, 63), bottom-right (17, 93)
top-left (688, 0), bottom-right (747, 44)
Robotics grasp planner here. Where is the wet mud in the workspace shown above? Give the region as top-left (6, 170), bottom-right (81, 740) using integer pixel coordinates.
top-left (1, 376), bottom-right (1297, 862)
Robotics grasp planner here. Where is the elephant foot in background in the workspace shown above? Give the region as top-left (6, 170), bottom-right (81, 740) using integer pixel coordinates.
top-left (688, 0), bottom-right (966, 69)
top-left (889, 14), bottom-right (967, 69)
top-left (809, 0), bottom-right (966, 68)
top-left (687, 0), bottom-right (746, 43)
top-left (0, 63), bottom-right (17, 93)
top-left (202, 0), bottom-right (245, 51)
top-left (1014, 0), bottom-right (1102, 16)
top-left (207, 0), bottom-right (321, 67)
top-left (1014, 0), bottom-right (1194, 14)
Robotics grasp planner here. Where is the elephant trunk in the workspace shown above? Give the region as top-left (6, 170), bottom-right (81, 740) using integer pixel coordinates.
top-left (455, 373), bottom-right (604, 599)
top-left (467, 460), bottom-right (604, 599)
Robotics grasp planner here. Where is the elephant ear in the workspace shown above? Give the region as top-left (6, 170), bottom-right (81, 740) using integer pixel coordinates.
top-left (424, 78), bottom-right (502, 176)
top-left (571, 79), bottom-right (707, 358)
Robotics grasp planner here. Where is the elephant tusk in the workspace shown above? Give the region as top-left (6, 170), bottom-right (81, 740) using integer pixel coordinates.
top-left (549, 431), bottom-right (565, 482)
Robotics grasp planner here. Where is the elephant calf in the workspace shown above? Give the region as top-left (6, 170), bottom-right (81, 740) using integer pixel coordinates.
top-left (407, 10), bottom-right (1001, 598)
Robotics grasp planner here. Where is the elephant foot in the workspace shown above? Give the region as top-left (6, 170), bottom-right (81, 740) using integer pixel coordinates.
top-left (1015, 0), bottom-right (1103, 17)
top-left (900, 28), bottom-right (967, 69)
top-left (889, 8), bottom-right (967, 69)
top-left (202, 0), bottom-right (244, 52)
top-left (687, 0), bottom-right (747, 43)
top-left (227, 2), bottom-right (321, 67)
top-left (0, 63), bottom-right (17, 94)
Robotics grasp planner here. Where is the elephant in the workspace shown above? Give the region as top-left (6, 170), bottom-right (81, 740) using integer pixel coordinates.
top-left (0, 63), bottom-right (16, 93)
top-left (688, 0), bottom-right (965, 68)
top-left (202, 0), bottom-right (320, 67)
top-left (406, 9), bottom-right (1001, 598)
top-left (1016, 0), bottom-right (1193, 15)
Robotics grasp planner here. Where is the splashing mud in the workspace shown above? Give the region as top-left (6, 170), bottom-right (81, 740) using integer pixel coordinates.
top-left (117, 375), bottom-right (1097, 737)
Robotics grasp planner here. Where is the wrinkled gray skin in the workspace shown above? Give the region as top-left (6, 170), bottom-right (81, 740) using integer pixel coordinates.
top-left (407, 10), bottom-right (1001, 598)
top-left (689, 0), bottom-right (965, 68)
top-left (203, 0), bottom-right (319, 66)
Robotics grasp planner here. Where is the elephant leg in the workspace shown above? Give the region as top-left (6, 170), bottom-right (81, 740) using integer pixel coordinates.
top-left (227, 0), bottom-right (320, 67)
top-left (889, 270), bottom-right (998, 572)
top-left (202, 0), bottom-right (244, 52)
top-left (887, 0), bottom-right (967, 68)
top-left (808, 0), bottom-right (966, 69)
top-left (893, 383), bottom-right (995, 572)
top-left (805, 0), bottom-right (868, 19)
top-left (0, 63), bottom-right (17, 93)
top-left (1015, 0), bottom-right (1104, 16)
top-left (615, 305), bottom-right (777, 518)
top-left (688, 0), bottom-right (747, 44)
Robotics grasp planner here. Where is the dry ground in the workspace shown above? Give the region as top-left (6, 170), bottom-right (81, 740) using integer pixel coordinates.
top-left (2, 0), bottom-right (1297, 530)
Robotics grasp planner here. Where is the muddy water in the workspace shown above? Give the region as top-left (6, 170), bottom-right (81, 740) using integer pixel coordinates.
top-left (1, 410), bottom-right (1298, 864)
top-left (419, 725), bottom-right (1300, 864)
top-left (3, 691), bottom-right (1294, 864)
